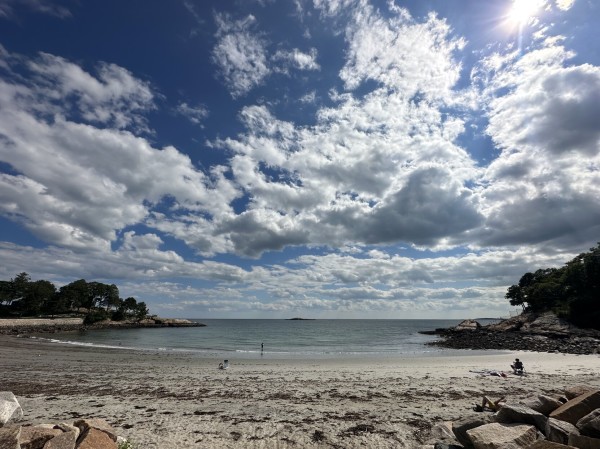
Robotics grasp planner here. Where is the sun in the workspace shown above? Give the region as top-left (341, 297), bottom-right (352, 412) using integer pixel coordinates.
top-left (508, 0), bottom-right (543, 25)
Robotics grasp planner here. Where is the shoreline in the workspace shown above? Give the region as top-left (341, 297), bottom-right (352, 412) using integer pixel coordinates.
top-left (2, 334), bottom-right (600, 448)
top-left (0, 316), bottom-right (203, 335)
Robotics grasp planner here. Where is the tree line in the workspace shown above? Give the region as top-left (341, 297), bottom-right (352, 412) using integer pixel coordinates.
top-left (0, 273), bottom-right (148, 324)
top-left (505, 242), bottom-right (600, 330)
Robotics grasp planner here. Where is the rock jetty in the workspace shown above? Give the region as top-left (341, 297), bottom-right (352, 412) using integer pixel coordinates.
top-left (1, 392), bottom-right (128, 449)
top-left (0, 317), bottom-right (204, 335)
top-left (422, 385), bottom-right (600, 449)
top-left (424, 313), bottom-right (600, 355)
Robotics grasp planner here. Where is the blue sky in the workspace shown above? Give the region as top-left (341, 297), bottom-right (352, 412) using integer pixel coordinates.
top-left (1, 0), bottom-right (599, 319)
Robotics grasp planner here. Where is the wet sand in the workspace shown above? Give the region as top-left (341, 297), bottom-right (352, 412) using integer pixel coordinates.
top-left (2, 334), bottom-right (600, 448)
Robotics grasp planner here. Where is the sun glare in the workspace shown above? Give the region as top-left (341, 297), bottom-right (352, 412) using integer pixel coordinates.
top-left (508, 0), bottom-right (543, 25)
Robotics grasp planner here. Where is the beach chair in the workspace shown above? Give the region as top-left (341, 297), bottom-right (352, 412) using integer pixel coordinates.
top-left (219, 359), bottom-right (229, 370)
top-left (511, 359), bottom-right (524, 375)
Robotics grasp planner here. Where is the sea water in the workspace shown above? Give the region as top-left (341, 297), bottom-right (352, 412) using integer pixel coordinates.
top-left (37, 319), bottom-right (500, 359)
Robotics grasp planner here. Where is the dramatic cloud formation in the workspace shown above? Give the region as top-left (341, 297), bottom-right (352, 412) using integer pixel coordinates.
top-left (0, 0), bottom-right (598, 318)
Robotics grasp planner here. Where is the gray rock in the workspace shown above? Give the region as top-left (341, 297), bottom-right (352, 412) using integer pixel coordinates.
top-left (524, 396), bottom-right (564, 416)
top-left (520, 313), bottom-right (573, 336)
top-left (53, 423), bottom-right (80, 440)
top-left (577, 410), bottom-right (600, 438)
top-left (456, 320), bottom-right (481, 331)
top-left (525, 441), bottom-right (577, 448)
top-left (467, 422), bottom-right (538, 449)
top-left (0, 392), bottom-right (23, 426)
top-left (568, 433), bottom-right (600, 449)
top-left (565, 387), bottom-right (597, 401)
top-left (19, 426), bottom-right (62, 449)
top-left (0, 425), bottom-right (20, 449)
top-left (546, 417), bottom-right (580, 445)
top-left (431, 422), bottom-right (457, 441)
top-left (494, 404), bottom-right (548, 433)
top-left (434, 443), bottom-right (465, 449)
top-left (551, 391), bottom-right (600, 425)
top-left (43, 430), bottom-right (78, 449)
top-left (453, 415), bottom-right (492, 448)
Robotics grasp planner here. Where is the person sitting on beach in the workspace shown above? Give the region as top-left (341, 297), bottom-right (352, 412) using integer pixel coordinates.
top-left (511, 358), bottom-right (524, 374)
top-left (476, 396), bottom-right (506, 412)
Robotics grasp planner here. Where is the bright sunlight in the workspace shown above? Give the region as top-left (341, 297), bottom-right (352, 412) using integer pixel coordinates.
top-left (508, 0), bottom-right (544, 25)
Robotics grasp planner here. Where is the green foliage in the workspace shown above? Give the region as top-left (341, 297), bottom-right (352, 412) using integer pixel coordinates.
top-left (506, 242), bottom-right (600, 330)
top-left (0, 273), bottom-right (149, 321)
top-left (118, 440), bottom-right (137, 449)
top-left (83, 309), bottom-right (110, 324)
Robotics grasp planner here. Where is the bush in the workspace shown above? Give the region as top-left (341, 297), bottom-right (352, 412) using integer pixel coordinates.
top-left (111, 309), bottom-right (126, 321)
top-left (118, 440), bottom-right (136, 449)
top-left (83, 309), bottom-right (110, 325)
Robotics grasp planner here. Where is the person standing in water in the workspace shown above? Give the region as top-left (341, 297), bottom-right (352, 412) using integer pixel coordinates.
top-left (261, 342), bottom-right (264, 355)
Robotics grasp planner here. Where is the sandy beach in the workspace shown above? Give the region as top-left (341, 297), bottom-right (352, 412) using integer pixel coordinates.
top-left (2, 335), bottom-right (600, 448)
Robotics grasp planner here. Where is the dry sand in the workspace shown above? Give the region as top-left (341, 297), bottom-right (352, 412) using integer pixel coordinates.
top-left (2, 334), bottom-right (600, 448)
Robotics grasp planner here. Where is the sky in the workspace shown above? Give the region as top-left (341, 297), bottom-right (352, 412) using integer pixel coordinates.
top-left (0, 0), bottom-right (599, 319)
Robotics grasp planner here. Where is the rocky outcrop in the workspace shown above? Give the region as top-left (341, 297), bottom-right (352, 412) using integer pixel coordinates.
top-left (0, 317), bottom-right (204, 335)
top-left (426, 386), bottom-right (600, 449)
top-left (455, 320), bottom-right (481, 331)
top-left (424, 312), bottom-right (600, 355)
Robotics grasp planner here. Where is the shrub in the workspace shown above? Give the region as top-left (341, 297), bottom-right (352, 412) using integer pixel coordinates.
top-left (118, 440), bottom-right (136, 449)
top-left (83, 309), bottom-right (109, 325)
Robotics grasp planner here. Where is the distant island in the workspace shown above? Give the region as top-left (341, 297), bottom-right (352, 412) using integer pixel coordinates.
top-left (287, 317), bottom-right (316, 320)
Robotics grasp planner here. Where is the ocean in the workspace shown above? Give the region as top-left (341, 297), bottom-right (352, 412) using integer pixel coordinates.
top-left (36, 319), bottom-right (500, 359)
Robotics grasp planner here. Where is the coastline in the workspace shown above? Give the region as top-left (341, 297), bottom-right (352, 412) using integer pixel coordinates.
top-left (0, 317), bottom-right (203, 335)
top-left (2, 334), bottom-right (600, 448)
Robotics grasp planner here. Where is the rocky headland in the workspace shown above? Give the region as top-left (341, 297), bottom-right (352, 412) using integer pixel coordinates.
top-left (423, 312), bottom-right (600, 355)
top-left (0, 317), bottom-right (204, 335)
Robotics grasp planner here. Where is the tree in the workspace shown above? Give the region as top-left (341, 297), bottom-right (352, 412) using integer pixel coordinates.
top-left (135, 301), bottom-right (148, 320)
top-left (505, 242), bottom-right (600, 330)
top-left (0, 281), bottom-right (13, 308)
top-left (57, 279), bottom-right (90, 311)
top-left (20, 280), bottom-right (56, 315)
top-left (11, 272), bottom-right (31, 303)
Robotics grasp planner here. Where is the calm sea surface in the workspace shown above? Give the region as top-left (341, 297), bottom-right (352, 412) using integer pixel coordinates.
top-left (37, 319), bottom-right (501, 359)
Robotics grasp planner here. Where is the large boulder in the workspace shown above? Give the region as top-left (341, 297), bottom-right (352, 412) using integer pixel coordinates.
top-left (568, 433), bottom-right (600, 449)
top-left (453, 415), bottom-right (492, 448)
top-left (43, 430), bottom-right (78, 449)
top-left (0, 392), bottom-right (23, 427)
top-left (455, 320), bottom-right (481, 331)
top-left (430, 422), bottom-right (456, 440)
top-left (524, 396), bottom-right (564, 416)
top-left (19, 426), bottom-right (62, 449)
top-left (550, 391), bottom-right (600, 425)
top-left (577, 410), bottom-right (600, 438)
top-left (466, 422), bottom-right (538, 449)
top-left (565, 387), bottom-right (597, 401)
top-left (77, 428), bottom-right (117, 449)
top-left (546, 418), bottom-right (580, 445)
top-left (520, 313), bottom-right (572, 336)
top-left (74, 418), bottom-right (117, 442)
top-left (494, 404), bottom-right (548, 433)
top-left (0, 425), bottom-right (20, 449)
